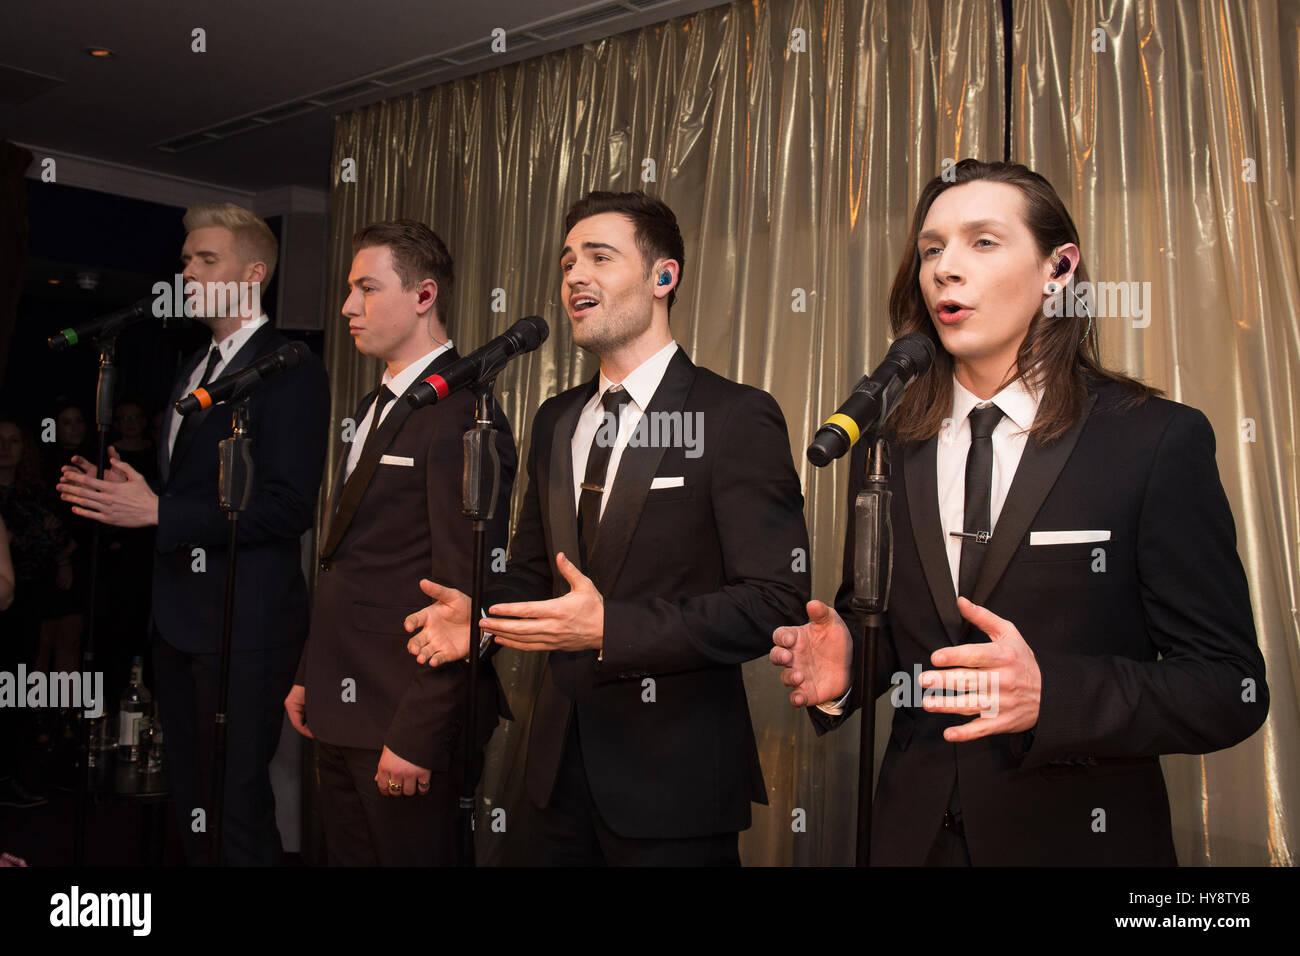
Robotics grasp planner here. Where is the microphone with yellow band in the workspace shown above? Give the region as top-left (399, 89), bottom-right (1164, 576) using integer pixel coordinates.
top-left (806, 333), bottom-right (935, 467)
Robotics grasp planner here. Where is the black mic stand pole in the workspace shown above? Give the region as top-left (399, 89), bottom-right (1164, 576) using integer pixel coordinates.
top-left (456, 380), bottom-right (504, 867)
top-left (210, 398), bottom-right (253, 865)
top-left (71, 333), bottom-right (119, 865)
top-left (849, 436), bottom-right (893, 867)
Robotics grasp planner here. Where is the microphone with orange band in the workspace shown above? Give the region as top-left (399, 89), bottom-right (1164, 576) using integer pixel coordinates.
top-left (175, 341), bottom-right (312, 417)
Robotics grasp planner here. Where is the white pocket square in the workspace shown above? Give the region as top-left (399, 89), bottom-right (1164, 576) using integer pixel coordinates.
top-left (650, 476), bottom-right (685, 489)
top-left (379, 454), bottom-right (414, 467)
top-left (1029, 530), bottom-right (1110, 545)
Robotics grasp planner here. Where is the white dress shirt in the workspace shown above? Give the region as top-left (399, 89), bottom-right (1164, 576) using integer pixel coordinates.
top-left (570, 339), bottom-right (680, 519)
top-left (818, 373), bottom-right (1042, 715)
top-left (344, 340), bottom-right (455, 480)
top-left (167, 315), bottom-right (269, 456)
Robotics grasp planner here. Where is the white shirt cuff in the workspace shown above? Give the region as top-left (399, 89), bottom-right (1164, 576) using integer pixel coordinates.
top-left (816, 685), bottom-right (853, 716)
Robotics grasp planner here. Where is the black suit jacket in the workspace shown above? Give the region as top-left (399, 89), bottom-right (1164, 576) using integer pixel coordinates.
top-left (814, 378), bottom-right (1269, 865)
top-left (153, 324), bottom-right (330, 655)
top-left (295, 347), bottom-right (516, 771)
top-left (486, 348), bottom-right (811, 839)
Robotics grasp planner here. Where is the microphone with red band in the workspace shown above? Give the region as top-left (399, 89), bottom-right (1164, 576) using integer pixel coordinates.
top-left (407, 315), bottom-right (548, 409)
top-left (175, 341), bottom-right (312, 417)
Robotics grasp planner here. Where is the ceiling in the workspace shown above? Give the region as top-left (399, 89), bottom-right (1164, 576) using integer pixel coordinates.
top-left (1, 0), bottom-right (726, 195)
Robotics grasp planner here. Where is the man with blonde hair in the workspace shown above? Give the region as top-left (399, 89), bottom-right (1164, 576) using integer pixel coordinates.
top-left (178, 202), bottom-right (278, 326)
top-left (59, 202), bottom-right (330, 864)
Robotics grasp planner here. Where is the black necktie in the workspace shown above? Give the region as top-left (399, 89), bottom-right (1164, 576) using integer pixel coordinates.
top-left (957, 403), bottom-right (1004, 600)
top-left (174, 346), bottom-right (221, 450)
top-left (197, 346), bottom-right (222, 387)
top-left (346, 385), bottom-right (396, 479)
top-left (578, 384), bottom-right (631, 565)
top-left (370, 384), bottom-right (396, 430)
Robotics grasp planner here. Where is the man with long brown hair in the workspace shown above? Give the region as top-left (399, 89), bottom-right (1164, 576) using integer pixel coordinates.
top-left (772, 160), bottom-right (1268, 865)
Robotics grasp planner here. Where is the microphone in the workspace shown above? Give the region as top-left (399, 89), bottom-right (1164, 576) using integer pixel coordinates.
top-left (807, 332), bottom-right (936, 467)
top-left (48, 295), bottom-right (155, 350)
top-left (175, 341), bottom-right (312, 416)
top-left (406, 315), bottom-right (548, 408)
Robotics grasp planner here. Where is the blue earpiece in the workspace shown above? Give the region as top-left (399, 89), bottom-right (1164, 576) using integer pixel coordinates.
top-left (659, 271), bottom-right (672, 286)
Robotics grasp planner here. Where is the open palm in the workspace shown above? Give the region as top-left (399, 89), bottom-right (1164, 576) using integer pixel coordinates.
top-left (404, 578), bottom-right (472, 666)
top-left (770, 600), bottom-right (853, 707)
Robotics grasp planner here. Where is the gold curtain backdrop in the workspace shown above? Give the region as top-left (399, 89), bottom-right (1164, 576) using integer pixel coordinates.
top-left (1012, 0), bottom-right (1299, 867)
top-left (321, 0), bottom-right (1297, 865)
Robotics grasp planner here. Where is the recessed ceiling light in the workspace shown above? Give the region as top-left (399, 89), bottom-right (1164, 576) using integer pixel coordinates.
top-left (85, 46), bottom-right (115, 59)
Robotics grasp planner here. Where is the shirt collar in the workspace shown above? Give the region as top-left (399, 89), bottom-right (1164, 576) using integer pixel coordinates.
top-left (211, 315), bottom-right (269, 360)
top-left (950, 374), bottom-right (1040, 435)
top-left (597, 340), bottom-right (680, 410)
top-left (382, 340), bottom-right (455, 396)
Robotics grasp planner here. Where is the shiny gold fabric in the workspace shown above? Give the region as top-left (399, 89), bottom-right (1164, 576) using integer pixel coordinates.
top-left (323, 0), bottom-right (1293, 865)
top-left (1012, 0), bottom-right (1298, 867)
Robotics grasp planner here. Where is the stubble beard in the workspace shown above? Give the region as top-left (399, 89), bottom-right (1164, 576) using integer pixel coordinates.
top-left (572, 299), bottom-right (653, 360)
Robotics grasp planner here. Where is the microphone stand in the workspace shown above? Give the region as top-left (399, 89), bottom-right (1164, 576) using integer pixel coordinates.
top-left (72, 334), bottom-right (118, 865)
top-left (457, 380), bottom-right (505, 867)
top-left (211, 398), bottom-right (253, 865)
top-left (848, 436), bottom-right (893, 867)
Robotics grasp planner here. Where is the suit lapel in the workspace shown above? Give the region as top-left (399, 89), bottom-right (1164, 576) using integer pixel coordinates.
top-left (170, 325), bottom-right (274, 473)
top-left (969, 391), bottom-right (1097, 611)
top-left (586, 349), bottom-right (696, 594)
top-left (320, 347), bottom-right (460, 560)
top-left (903, 436), bottom-right (965, 646)
top-left (319, 387), bottom-right (378, 545)
top-left (546, 381), bottom-right (593, 589)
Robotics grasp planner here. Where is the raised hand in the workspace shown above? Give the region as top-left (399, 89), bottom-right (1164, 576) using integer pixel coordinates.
top-left (404, 578), bottom-right (472, 667)
top-left (770, 599), bottom-right (853, 707)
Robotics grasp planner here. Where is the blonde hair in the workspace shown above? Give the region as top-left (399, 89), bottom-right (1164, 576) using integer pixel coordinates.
top-left (182, 203), bottom-right (279, 287)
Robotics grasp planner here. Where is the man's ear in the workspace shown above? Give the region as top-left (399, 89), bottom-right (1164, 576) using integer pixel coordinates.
top-left (651, 260), bottom-right (680, 299)
top-left (241, 260), bottom-right (268, 318)
top-left (415, 278), bottom-right (439, 315)
top-left (243, 260), bottom-right (267, 287)
top-left (1046, 242), bottom-right (1081, 286)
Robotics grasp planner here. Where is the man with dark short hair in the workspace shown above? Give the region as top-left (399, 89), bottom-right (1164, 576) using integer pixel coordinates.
top-left (287, 220), bottom-right (515, 865)
top-left (406, 192), bottom-right (810, 865)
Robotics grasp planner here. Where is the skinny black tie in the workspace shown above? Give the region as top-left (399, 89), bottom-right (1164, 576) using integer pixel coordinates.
top-left (577, 385), bottom-right (631, 565)
top-left (957, 404), bottom-right (1004, 600)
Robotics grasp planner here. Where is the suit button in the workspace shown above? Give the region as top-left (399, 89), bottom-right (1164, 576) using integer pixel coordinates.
top-left (318, 559), bottom-right (330, 572)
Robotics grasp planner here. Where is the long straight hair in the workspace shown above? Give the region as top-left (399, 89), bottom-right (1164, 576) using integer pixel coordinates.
top-left (888, 160), bottom-right (1158, 444)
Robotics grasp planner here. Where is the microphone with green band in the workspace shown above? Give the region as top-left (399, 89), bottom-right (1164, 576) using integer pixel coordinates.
top-left (48, 295), bottom-right (155, 350)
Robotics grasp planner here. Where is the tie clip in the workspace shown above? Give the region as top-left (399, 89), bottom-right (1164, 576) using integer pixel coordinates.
top-left (580, 482), bottom-right (604, 493)
top-left (949, 530), bottom-right (991, 544)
